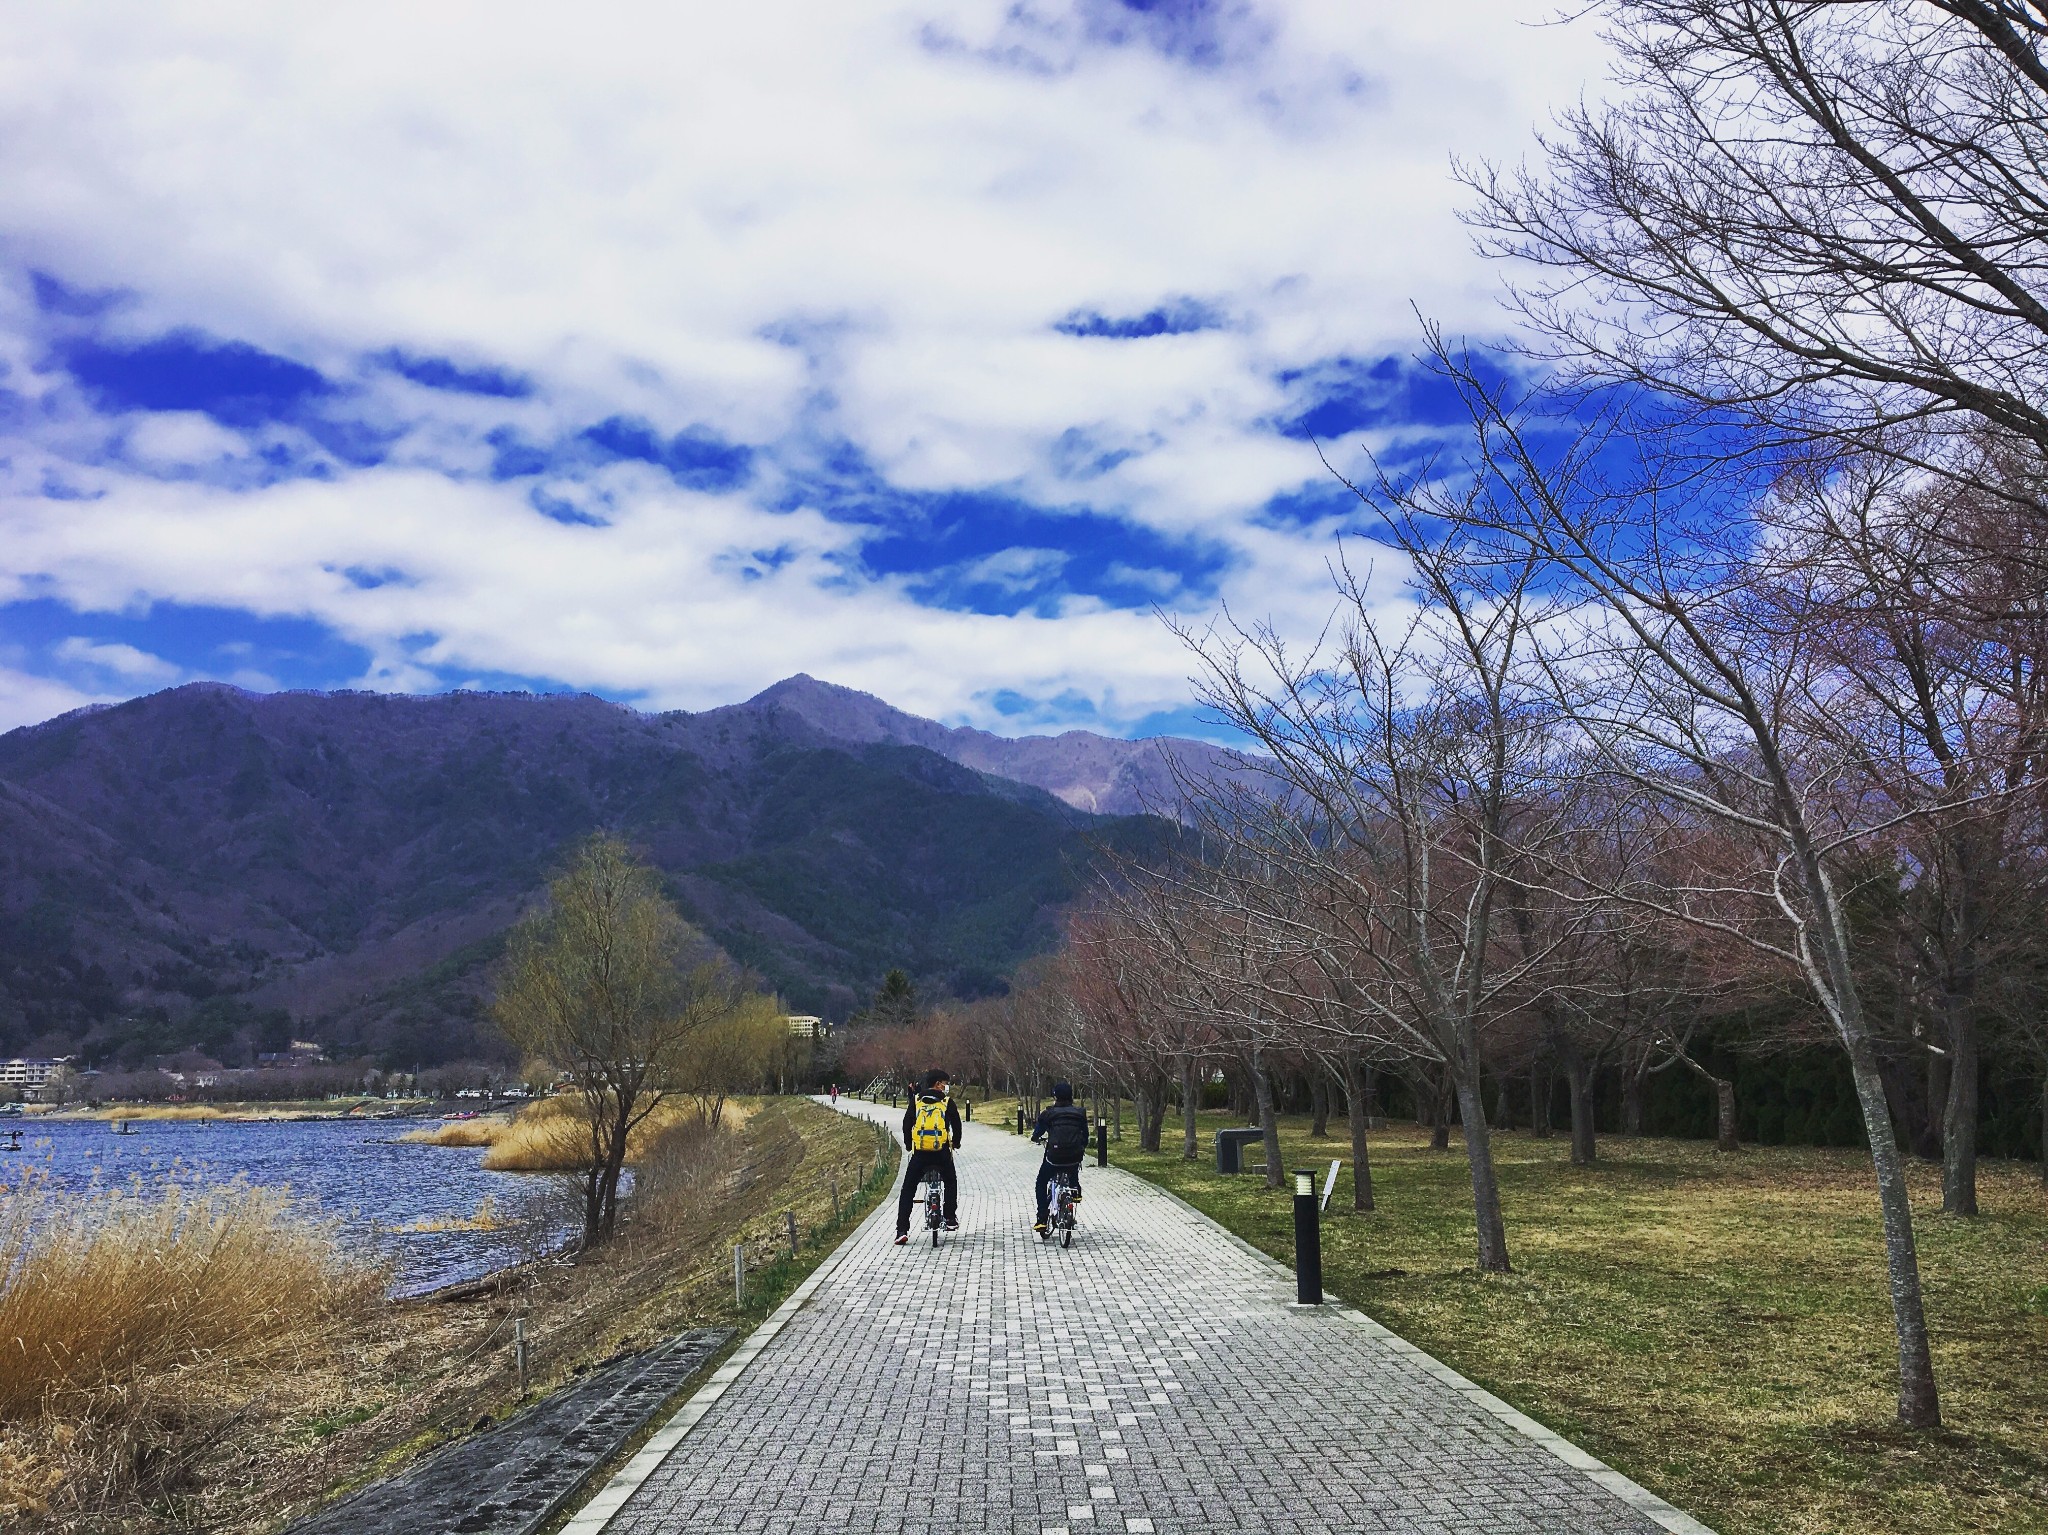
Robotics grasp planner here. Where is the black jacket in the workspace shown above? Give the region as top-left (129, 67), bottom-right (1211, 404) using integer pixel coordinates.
top-left (902, 1092), bottom-right (963, 1151)
top-left (1032, 1103), bottom-right (1091, 1166)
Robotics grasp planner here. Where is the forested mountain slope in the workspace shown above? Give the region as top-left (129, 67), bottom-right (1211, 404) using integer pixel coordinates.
top-left (0, 682), bottom-right (1181, 1067)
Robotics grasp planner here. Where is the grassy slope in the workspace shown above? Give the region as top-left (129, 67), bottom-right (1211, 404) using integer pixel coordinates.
top-left (975, 1097), bottom-right (2048, 1535)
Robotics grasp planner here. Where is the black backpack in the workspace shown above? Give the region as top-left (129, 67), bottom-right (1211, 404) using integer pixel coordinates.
top-left (1043, 1105), bottom-right (1089, 1161)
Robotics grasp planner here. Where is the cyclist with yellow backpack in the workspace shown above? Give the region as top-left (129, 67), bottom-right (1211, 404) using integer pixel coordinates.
top-left (894, 1069), bottom-right (963, 1245)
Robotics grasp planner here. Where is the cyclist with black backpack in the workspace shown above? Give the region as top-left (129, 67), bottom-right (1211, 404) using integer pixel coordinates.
top-left (894, 1069), bottom-right (963, 1245)
top-left (1030, 1081), bottom-right (1090, 1234)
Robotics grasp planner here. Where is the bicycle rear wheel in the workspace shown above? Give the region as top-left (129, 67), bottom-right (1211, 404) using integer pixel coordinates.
top-left (1060, 1212), bottom-right (1074, 1248)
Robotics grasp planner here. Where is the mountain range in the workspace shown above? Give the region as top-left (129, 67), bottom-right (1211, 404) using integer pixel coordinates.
top-left (0, 676), bottom-right (1244, 1069)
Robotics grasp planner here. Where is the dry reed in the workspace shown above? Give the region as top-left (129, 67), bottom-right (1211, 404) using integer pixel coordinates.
top-left (391, 1197), bottom-right (512, 1234)
top-left (0, 1171), bottom-right (385, 1422)
top-left (397, 1117), bottom-right (508, 1149)
top-left (477, 1095), bottom-right (749, 1172)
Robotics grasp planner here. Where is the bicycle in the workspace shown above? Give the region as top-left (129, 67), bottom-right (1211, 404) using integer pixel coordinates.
top-left (1041, 1169), bottom-right (1078, 1248)
top-left (923, 1168), bottom-right (945, 1247)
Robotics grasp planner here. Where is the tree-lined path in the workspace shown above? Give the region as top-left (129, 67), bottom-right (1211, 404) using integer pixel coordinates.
top-left (567, 1099), bottom-right (1708, 1535)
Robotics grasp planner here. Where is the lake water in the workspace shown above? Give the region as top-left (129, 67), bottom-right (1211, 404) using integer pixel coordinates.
top-left (0, 1116), bottom-right (574, 1296)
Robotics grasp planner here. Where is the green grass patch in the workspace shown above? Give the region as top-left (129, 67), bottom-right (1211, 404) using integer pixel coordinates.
top-left (976, 1095), bottom-right (2048, 1535)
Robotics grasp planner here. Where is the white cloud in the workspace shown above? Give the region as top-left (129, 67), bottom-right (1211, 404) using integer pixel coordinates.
top-left (0, 0), bottom-right (1612, 733)
top-left (119, 412), bottom-right (246, 470)
top-left (52, 637), bottom-right (182, 684)
top-left (0, 665), bottom-right (111, 733)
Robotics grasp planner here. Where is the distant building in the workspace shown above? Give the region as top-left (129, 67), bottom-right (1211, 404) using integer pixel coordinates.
top-left (785, 1015), bottom-right (829, 1039)
top-left (256, 1040), bottom-right (328, 1068)
top-left (0, 1056), bottom-right (69, 1088)
top-left (2, 1057), bottom-right (79, 1104)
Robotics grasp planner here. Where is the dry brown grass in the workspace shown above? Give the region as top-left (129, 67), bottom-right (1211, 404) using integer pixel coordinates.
top-left (397, 1116), bottom-right (510, 1149)
top-left (391, 1197), bottom-right (515, 1234)
top-left (0, 1097), bottom-right (890, 1534)
top-left (0, 1171), bottom-right (385, 1522)
top-left (476, 1095), bottom-right (752, 1172)
top-left (103, 1105), bottom-right (225, 1123)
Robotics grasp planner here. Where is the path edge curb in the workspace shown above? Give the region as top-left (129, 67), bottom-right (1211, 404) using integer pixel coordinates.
top-left (1132, 1173), bottom-right (1718, 1535)
top-left (556, 1114), bottom-right (896, 1535)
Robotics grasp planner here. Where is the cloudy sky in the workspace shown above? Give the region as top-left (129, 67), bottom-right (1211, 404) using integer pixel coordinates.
top-left (0, 0), bottom-right (1605, 737)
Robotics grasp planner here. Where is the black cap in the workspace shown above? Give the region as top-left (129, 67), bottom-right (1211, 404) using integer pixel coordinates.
top-left (923, 1068), bottom-right (950, 1090)
top-left (1052, 1080), bottom-right (1073, 1103)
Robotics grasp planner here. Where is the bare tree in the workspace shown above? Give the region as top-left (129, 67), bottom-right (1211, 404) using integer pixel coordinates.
top-left (1752, 447), bottom-right (2048, 1211)
top-left (1416, 348), bottom-right (1946, 1425)
top-left (1172, 526), bottom-right (1564, 1273)
top-left (1467, 0), bottom-right (2048, 479)
top-left (493, 834), bottom-right (741, 1248)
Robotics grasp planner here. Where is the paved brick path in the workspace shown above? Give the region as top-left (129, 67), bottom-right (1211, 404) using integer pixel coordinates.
top-left (571, 1099), bottom-right (1709, 1535)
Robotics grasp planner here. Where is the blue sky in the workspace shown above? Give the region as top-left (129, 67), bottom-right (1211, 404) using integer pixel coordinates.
top-left (0, 1), bottom-right (1604, 738)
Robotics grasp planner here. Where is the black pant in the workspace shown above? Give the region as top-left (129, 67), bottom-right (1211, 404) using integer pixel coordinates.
top-left (897, 1149), bottom-right (958, 1232)
top-left (1036, 1159), bottom-right (1083, 1220)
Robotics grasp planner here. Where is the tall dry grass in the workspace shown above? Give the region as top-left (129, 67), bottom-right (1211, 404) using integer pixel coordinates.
top-left (397, 1117), bottom-right (508, 1149)
top-left (477, 1095), bottom-right (751, 1172)
top-left (0, 1172), bottom-right (385, 1422)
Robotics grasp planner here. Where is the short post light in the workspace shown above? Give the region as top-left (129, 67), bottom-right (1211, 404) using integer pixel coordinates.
top-left (1292, 1169), bottom-right (1323, 1305)
top-left (1095, 1118), bottom-right (1109, 1168)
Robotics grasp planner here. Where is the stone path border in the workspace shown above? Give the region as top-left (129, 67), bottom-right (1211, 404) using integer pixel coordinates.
top-left (286, 1327), bottom-right (730, 1535)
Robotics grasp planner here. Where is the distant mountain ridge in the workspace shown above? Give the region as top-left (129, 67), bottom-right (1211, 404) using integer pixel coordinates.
top-left (722, 674), bottom-right (1245, 816)
top-left (0, 678), bottom-right (1224, 1070)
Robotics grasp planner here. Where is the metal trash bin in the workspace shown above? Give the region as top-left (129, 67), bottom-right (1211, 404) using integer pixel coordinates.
top-left (1214, 1126), bottom-right (1264, 1174)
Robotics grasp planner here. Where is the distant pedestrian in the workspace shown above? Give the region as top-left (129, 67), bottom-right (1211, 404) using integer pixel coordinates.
top-left (830, 1083), bottom-right (839, 1104)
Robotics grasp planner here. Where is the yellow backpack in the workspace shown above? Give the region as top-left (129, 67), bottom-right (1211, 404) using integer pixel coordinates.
top-left (911, 1096), bottom-right (950, 1151)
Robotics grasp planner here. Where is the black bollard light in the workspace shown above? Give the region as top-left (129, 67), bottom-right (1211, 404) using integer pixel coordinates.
top-left (1292, 1169), bottom-right (1323, 1305)
top-left (1095, 1119), bottom-right (1109, 1167)
top-left (1017, 1107), bottom-right (1027, 1135)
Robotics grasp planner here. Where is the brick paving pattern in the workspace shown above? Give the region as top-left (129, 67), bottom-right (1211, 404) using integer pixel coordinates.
top-left (595, 1100), bottom-right (1685, 1535)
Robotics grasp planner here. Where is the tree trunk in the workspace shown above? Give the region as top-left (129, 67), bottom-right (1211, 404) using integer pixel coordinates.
top-left (1112, 1090), bottom-right (1123, 1142)
top-left (1486, 1071), bottom-right (1511, 1131)
top-left (1941, 1004), bottom-right (1980, 1217)
top-left (1251, 1050), bottom-right (1284, 1191)
top-left (1453, 1037), bottom-right (1511, 1273)
top-left (2039, 1072), bottom-right (2047, 1187)
top-left (582, 1161), bottom-right (603, 1248)
top-left (1181, 1056), bottom-right (1201, 1161)
top-left (1565, 1052), bottom-right (1597, 1165)
top-left (1343, 1057), bottom-right (1377, 1213)
top-left (1622, 1063), bottom-right (1647, 1137)
top-left (1430, 1071), bottom-right (1453, 1152)
top-left (1674, 1048), bottom-right (1739, 1153)
top-left (1845, 1040), bottom-right (1942, 1427)
top-left (1530, 1061), bottom-right (1552, 1138)
top-left (1310, 1073), bottom-right (1331, 1138)
top-left (1922, 1046), bottom-right (1949, 1162)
